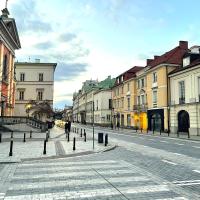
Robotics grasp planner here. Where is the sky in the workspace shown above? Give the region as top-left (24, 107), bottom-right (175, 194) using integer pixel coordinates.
top-left (1, 0), bottom-right (200, 109)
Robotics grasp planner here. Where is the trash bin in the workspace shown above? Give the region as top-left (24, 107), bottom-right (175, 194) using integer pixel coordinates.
top-left (98, 133), bottom-right (104, 143)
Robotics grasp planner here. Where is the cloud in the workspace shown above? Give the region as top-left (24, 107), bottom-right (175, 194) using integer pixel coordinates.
top-left (55, 62), bottom-right (88, 81)
top-left (10, 0), bottom-right (52, 34)
top-left (58, 33), bottom-right (77, 42)
top-left (34, 41), bottom-right (54, 49)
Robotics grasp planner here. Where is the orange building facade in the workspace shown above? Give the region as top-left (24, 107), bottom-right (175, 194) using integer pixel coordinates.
top-left (0, 8), bottom-right (21, 116)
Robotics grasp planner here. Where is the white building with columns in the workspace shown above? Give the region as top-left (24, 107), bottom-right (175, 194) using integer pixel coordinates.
top-left (169, 46), bottom-right (200, 136)
top-left (14, 61), bottom-right (57, 117)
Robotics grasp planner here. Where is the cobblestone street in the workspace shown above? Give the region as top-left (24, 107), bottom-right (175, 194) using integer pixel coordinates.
top-left (0, 124), bottom-right (200, 199)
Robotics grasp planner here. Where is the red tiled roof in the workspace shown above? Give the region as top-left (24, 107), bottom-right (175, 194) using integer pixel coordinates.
top-left (147, 41), bottom-right (188, 69)
top-left (114, 66), bottom-right (144, 86)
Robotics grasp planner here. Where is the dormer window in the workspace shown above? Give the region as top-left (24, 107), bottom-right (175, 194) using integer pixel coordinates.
top-left (183, 57), bottom-right (190, 67)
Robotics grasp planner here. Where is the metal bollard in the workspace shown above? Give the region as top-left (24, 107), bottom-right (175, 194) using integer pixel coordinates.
top-left (84, 132), bottom-right (86, 142)
top-left (160, 129), bottom-right (161, 135)
top-left (168, 130), bottom-right (170, 137)
top-left (11, 131), bottom-right (13, 138)
top-left (0, 133), bottom-right (1, 143)
top-left (73, 137), bottom-right (76, 151)
top-left (48, 130), bottom-right (50, 138)
top-left (30, 130), bottom-right (32, 138)
top-left (105, 134), bottom-right (108, 146)
top-left (46, 132), bottom-right (49, 142)
top-left (23, 133), bottom-right (26, 142)
top-left (147, 129), bottom-right (148, 134)
top-left (141, 128), bottom-right (143, 133)
top-left (84, 129), bottom-right (86, 134)
top-left (153, 128), bottom-right (155, 135)
top-left (81, 129), bottom-right (82, 137)
top-left (67, 133), bottom-right (70, 142)
top-left (188, 130), bottom-right (190, 139)
top-left (43, 140), bottom-right (47, 155)
top-left (9, 140), bottom-right (13, 156)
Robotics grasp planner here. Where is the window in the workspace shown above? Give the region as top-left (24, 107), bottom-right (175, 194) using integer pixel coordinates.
top-left (20, 73), bottom-right (25, 81)
top-left (37, 91), bottom-right (43, 101)
top-left (107, 114), bottom-right (111, 122)
top-left (183, 57), bottom-right (190, 67)
top-left (39, 73), bottom-right (43, 81)
top-left (3, 55), bottom-right (8, 80)
top-left (153, 90), bottom-right (157, 107)
top-left (109, 99), bottom-right (112, 109)
top-left (127, 83), bottom-right (130, 92)
top-left (96, 100), bottom-right (98, 110)
top-left (121, 86), bottom-right (123, 94)
top-left (127, 114), bottom-right (131, 126)
top-left (141, 79), bottom-right (144, 88)
top-left (127, 98), bottom-right (130, 110)
top-left (137, 96), bottom-right (140, 105)
top-left (121, 98), bottom-right (124, 108)
top-left (141, 95), bottom-right (145, 104)
top-left (19, 91), bottom-right (24, 100)
top-left (137, 80), bottom-right (140, 89)
top-left (179, 81), bottom-right (185, 104)
top-left (152, 72), bottom-right (157, 83)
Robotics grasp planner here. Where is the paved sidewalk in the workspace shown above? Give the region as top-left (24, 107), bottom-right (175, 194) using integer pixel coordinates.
top-left (0, 125), bottom-right (115, 163)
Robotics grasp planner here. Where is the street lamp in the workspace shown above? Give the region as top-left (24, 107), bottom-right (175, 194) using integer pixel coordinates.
top-left (92, 100), bottom-right (94, 149)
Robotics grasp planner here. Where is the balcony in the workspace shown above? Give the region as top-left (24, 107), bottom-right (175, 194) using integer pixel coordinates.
top-left (179, 97), bottom-right (185, 104)
top-left (133, 104), bottom-right (148, 112)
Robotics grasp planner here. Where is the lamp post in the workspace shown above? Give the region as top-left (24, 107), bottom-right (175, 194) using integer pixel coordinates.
top-left (92, 100), bottom-right (94, 149)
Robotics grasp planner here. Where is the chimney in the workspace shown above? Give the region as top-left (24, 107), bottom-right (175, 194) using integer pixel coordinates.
top-left (154, 55), bottom-right (159, 59)
top-left (179, 41), bottom-right (188, 49)
top-left (147, 59), bottom-right (153, 66)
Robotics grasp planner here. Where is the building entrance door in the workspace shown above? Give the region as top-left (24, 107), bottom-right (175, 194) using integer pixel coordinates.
top-left (178, 110), bottom-right (190, 132)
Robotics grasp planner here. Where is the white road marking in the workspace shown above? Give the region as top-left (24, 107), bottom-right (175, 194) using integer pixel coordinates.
top-left (173, 179), bottom-right (200, 184)
top-left (162, 160), bottom-right (177, 166)
top-left (192, 146), bottom-right (200, 149)
top-left (193, 170), bottom-right (200, 174)
top-left (160, 141), bottom-right (169, 143)
top-left (172, 153), bottom-right (182, 156)
top-left (174, 143), bottom-right (184, 146)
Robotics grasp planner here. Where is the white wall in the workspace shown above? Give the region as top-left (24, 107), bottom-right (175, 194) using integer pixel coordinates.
top-left (14, 63), bottom-right (55, 116)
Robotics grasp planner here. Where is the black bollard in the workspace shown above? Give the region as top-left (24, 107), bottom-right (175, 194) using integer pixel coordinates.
top-left (141, 128), bottom-right (143, 133)
top-left (81, 129), bottom-right (82, 137)
top-left (84, 129), bottom-right (86, 135)
top-left (23, 133), bottom-right (26, 142)
top-left (48, 130), bottom-right (50, 138)
top-left (105, 134), bottom-right (108, 146)
top-left (46, 131), bottom-right (48, 142)
top-left (67, 132), bottom-right (70, 142)
top-left (0, 133), bottom-right (1, 143)
top-left (30, 130), bottom-right (32, 138)
top-left (9, 140), bottom-right (13, 156)
top-left (73, 137), bottom-right (76, 151)
top-left (147, 129), bottom-right (148, 134)
top-left (43, 140), bottom-right (47, 155)
top-left (11, 131), bottom-right (13, 139)
top-left (160, 129), bottom-right (161, 135)
top-left (188, 130), bottom-right (190, 139)
top-left (84, 132), bottom-right (86, 142)
top-left (168, 129), bottom-right (170, 137)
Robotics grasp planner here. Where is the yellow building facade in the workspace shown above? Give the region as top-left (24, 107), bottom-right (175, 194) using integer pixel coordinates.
top-left (112, 66), bottom-right (143, 128)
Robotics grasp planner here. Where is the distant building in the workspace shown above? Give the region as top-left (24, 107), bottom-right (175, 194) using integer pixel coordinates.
top-left (72, 76), bottom-right (115, 126)
top-left (0, 7), bottom-right (21, 116)
top-left (14, 61), bottom-right (57, 120)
